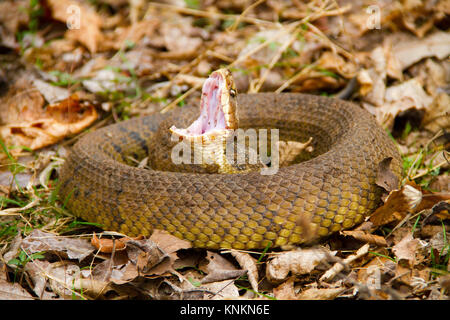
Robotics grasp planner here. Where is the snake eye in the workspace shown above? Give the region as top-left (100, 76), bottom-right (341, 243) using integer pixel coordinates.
top-left (230, 89), bottom-right (236, 97)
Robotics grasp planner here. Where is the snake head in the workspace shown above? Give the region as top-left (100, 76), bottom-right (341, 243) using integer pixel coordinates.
top-left (170, 68), bottom-right (238, 142)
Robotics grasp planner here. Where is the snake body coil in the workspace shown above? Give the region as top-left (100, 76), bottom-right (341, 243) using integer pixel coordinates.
top-left (59, 93), bottom-right (402, 249)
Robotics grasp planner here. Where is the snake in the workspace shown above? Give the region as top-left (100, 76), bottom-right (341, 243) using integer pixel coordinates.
top-left (59, 69), bottom-right (402, 250)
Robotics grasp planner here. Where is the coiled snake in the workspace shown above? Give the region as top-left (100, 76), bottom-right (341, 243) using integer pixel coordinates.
top-left (59, 70), bottom-right (402, 249)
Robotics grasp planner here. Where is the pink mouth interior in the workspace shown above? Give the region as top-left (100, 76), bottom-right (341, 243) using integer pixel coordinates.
top-left (171, 73), bottom-right (227, 137)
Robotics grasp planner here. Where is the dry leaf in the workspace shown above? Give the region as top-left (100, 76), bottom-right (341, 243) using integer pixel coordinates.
top-left (23, 259), bottom-right (57, 299)
top-left (296, 287), bottom-right (345, 300)
top-left (266, 247), bottom-right (335, 283)
top-left (229, 250), bottom-right (259, 292)
top-left (46, 0), bottom-right (103, 53)
top-left (431, 201), bottom-right (450, 220)
top-left (0, 0), bottom-right (29, 49)
top-left (21, 229), bottom-right (95, 262)
top-left (320, 243), bottom-right (370, 283)
top-left (201, 280), bottom-right (240, 300)
top-left (376, 157), bottom-right (400, 193)
top-left (48, 262), bottom-right (112, 299)
top-left (370, 184), bottom-right (423, 227)
top-left (392, 233), bottom-right (420, 266)
top-left (422, 93), bottom-right (450, 133)
top-left (340, 230), bottom-right (387, 247)
top-left (146, 229), bottom-right (192, 276)
top-left (392, 31), bottom-right (450, 70)
top-left (0, 278), bottom-right (34, 300)
top-left (376, 78), bottom-right (433, 130)
top-left (32, 79), bottom-right (70, 104)
top-left (125, 239), bottom-right (168, 273)
top-left (0, 79), bottom-right (98, 150)
top-left (91, 233), bottom-right (128, 253)
top-left (357, 256), bottom-right (396, 291)
top-left (200, 251), bottom-right (246, 284)
top-left (277, 138), bottom-right (313, 167)
top-left (273, 277), bottom-right (297, 300)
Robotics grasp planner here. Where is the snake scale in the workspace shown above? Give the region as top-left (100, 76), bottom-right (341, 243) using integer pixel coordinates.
top-left (59, 88), bottom-right (402, 250)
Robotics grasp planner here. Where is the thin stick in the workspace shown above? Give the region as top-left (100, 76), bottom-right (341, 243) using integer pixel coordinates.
top-left (227, 0), bottom-right (267, 32)
top-left (147, 2), bottom-right (277, 27)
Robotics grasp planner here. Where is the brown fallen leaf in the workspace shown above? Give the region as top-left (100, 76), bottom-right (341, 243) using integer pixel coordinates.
top-left (370, 184), bottom-right (423, 227)
top-left (47, 261), bottom-right (114, 299)
top-left (376, 157), bottom-right (400, 193)
top-left (266, 247), bottom-right (336, 283)
top-left (145, 229), bottom-right (192, 276)
top-left (229, 250), bottom-right (259, 292)
top-left (0, 278), bottom-right (34, 300)
top-left (46, 0), bottom-right (103, 53)
top-left (340, 230), bottom-right (387, 247)
top-left (19, 230), bottom-right (95, 262)
top-left (357, 256), bottom-right (396, 292)
top-left (375, 78), bottom-right (433, 130)
top-left (320, 243), bottom-right (370, 283)
top-left (0, 79), bottom-right (98, 150)
top-left (273, 277), bottom-right (297, 300)
top-left (91, 233), bottom-right (128, 253)
top-left (431, 201), bottom-right (450, 221)
top-left (422, 93), bottom-right (450, 133)
top-left (0, 0), bottom-right (29, 49)
top-left (429, 175), bottom-right (450, 193)
top-left (392, 31), bottom-right (450, 71)
top-left (296, 287), bottom-right (346, 300)
top-left (125, 239), bottom-right (168, 274)
top-left (392, 233), bottom-right (420, 266)
top-left (277, 138), bottom-right (313, 167)
top-left (90, 233), bottom-right (146, 254)
top-left (199, 251), bottom-right (246, 284)
top-left (201, 280), bottom-right (240, 300)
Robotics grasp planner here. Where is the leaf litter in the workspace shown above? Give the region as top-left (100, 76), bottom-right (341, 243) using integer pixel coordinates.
top-left (0, 0), bottom-right (449, 300)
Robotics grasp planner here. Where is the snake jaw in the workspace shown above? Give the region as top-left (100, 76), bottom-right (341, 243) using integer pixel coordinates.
top-left (170, 69), bottom-right (238, 142)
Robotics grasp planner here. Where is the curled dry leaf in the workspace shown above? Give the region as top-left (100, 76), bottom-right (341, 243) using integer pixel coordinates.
top-left (277, 138), bottom-right (313, 167)
top-left (296, 287), bottom-right (345, 300)
top-left (375, 78), bottom-right (433, 130)
top-left (201, 280), bottom-right (240, 300)
top-left (266, 247), bottom-right (335, 283)
top-left (357, 256), bottom-right (396, 292)
top-left (273, 277), bottom-right (297, 300)
top-left (376, 157), bottom-right (400, 193)
top-left (23, 259), bottom-right (56, 299)
top-left (48, 262), bottom-right (112, 299)
top-left (392, 233), bottom-right (420, 266)
top-left (91, 233), bottom-right (128, 253)
top-left (21, 229), bottom-right (95, 262)
top-left (370, 184), bottom-right (422, 227)
top-left (200, 251), bottom-right (246, 284)
top-left (320, 243), bottom-right (370, 283)
top-left (145, 229), bottom-right (192, 276)
top-left (431, 201), bottom-right (450, 221)
top-left (392, 31), bottom-right (450, 71)
top-left (340, 230), bottom-right (387, 247)
top-left (0, 79), bottom-right (98, 150)
top-left (0, 278), bottom-right (34, 300)
top-left (32, 79), bottom-right (70, 104)
top-left (46, 0), bottom-right (103, 53)
top-left (125, 239), bottom-right (168, 274)
top-left (229, 250), bottom-right (259, 292)
top-left (422, 93), bottom-right (450, 133)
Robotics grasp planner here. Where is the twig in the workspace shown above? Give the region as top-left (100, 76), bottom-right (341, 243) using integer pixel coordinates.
top-left (320, 243), bottom-right (370, 282)
top-left (146, 2), bottom-right (278, 27)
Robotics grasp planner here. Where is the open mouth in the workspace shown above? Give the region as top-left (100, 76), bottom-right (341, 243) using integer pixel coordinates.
top-left (170, 71), bottom-right (235, 138)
